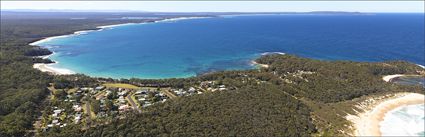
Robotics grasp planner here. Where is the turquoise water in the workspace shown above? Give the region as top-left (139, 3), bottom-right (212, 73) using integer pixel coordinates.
top-left (380, 104), bottom-right (425, 136)
top-left (37, 14), bottom-right (425, 79)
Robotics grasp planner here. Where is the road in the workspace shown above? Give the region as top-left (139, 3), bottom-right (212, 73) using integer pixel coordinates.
top-left (84, 102), bottom-right (92, 126)
top-left (126, 94), bottom-right (142, 113)
top-left (161, 89), bottom-right (177, 99)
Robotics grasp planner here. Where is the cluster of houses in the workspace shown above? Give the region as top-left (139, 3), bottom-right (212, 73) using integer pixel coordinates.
top-left (46, 108), bottom-right (68, 128)
top-left (200, 81), bottom-right (227, 92)
top-left (134, 88), bottom-right (168, 108)
top-left (172, 87), bottom-right (203, 96)
top-left (170, 81), bottom-right (228, 97)
top-left (41, 81), bottom-right (230, 132)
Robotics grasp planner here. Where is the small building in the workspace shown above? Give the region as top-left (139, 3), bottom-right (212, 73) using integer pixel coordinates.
top-left (73, 105), bottom-right (82, 112)
top-left (95, 86), bottom-right (105, 91)
top-left (188, 87), bottom-right (196, 93)
top-left (52, 119), bottom-right (59, 124)
top-left (118, 105), bottom-right (130, 112)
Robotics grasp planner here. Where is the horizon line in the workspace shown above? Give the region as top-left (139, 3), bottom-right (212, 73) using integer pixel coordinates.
top-left (1, 9), bottom-right (424, 13)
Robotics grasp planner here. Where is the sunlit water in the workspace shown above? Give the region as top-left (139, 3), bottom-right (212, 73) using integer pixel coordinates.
top-left (36, 13), bottom-right (425, 79)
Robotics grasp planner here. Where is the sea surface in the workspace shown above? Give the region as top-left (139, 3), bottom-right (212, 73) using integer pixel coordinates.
top-left (36, 13), bottom-right (425, 79)
top-left (380, 104), bottom-right (425, 136)
top-left (392, 76), bottom-right (425, 88)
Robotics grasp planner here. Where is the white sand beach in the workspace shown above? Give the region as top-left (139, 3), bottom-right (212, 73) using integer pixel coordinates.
top-left (347, 93), bottom-right (425, 136)
top-left (382, 74), bottom-right (404, 82)
top-left (33, 63), bottom-right (75, 75)
top-left (251, 61), bottom-right (269, 68)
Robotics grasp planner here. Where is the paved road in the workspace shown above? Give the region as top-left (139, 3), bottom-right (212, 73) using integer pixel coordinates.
top-left (161, 89), bottom-right (177, 98)
top-left (126, 94), bottom-right (142, 113)
top-left (85, 102), bottom-right (92, 126)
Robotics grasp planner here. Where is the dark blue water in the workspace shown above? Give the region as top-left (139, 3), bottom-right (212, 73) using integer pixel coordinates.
top-left (38, 14), bottom-right (425, 79)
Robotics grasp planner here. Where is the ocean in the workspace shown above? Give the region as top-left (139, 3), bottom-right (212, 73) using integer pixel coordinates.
top-left (35, 13), bottom-right (425, 79)
top-left (380, 104), bottom-right (425, 136)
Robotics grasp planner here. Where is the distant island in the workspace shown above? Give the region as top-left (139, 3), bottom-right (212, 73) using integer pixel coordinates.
top-left (0, 11), bottom-right (424, 137)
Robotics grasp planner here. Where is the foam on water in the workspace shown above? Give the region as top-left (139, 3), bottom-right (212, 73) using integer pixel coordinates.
top-left (380, 104), bottom-right (425, 136)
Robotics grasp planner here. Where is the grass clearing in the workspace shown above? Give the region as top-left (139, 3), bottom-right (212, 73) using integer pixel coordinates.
top-left (103, 83), bottom-right (140, 89)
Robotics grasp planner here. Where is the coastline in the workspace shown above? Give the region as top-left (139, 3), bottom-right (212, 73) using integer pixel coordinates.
top-left (29, 16), bottom-right (212, 75)
top-left (382, 74), bottom-right (405, 82)
top-left (33, 63), bottom-right (75, 75)
top-left (251, 60), bottom-right (269, 68)
top-left (347, 92), bottom-right (425, 136)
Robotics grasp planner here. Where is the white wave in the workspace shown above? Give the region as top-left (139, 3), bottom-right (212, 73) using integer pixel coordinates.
top-left (153, 17), bottom-right (211, 23)
top-left (380, 104), bottom-right (425, 136)
top-left (261, 52), bottom-right (286, 56)
top-left (416, 64), bottom-right (425, 69)
top-left (96, 23), bottom-right (136, 29)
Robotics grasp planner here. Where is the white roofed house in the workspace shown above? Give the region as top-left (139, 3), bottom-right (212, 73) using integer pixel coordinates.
top-left (118, 96), bottom-right (126, 104)
top-left (95, 86), bottom-right (105, 91)
top-left (188, 87), bottom-right (196, 93)
top-left (73, 105), bottom-right (82, 112)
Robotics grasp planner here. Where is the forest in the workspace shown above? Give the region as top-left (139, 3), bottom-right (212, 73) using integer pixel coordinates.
top-left (1, 11), bottom-right (424, 137)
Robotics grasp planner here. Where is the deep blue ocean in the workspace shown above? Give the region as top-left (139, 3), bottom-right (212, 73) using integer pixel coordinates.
top-left (38, 14), bottom-right (425, 79)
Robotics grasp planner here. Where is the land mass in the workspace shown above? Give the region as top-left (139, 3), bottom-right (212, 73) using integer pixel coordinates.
top-left (0, 11), bottom-right (424, 137)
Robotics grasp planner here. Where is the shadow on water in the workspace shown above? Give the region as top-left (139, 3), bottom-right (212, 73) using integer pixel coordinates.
top-left (392, 76), bottom-right (425, 88)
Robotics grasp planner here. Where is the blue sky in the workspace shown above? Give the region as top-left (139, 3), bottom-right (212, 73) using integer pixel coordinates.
top-left (1, 1), bottom-right (424, 13)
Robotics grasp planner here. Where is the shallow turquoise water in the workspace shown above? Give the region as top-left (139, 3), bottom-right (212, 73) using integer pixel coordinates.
top-left (37, 14), bottom-right (425, 79)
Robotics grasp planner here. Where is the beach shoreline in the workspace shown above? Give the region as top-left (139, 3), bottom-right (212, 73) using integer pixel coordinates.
top-left (347, 92), bottom-right (425, 136)
top-left (29, 16), bottom-right (212, 75)
top-left (382, 74), bottom-right (405, 82)
top-left (33, 63), bottom-right (75, 75)
top-left (251, 60), bottom-right (269, 68)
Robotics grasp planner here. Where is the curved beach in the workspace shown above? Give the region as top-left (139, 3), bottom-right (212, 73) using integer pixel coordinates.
top-left (349, 93), bottom-right (425, 136)
top-left (382, 74), bottom-right (405, 82)
top-left (33, 63), bottom-right (75, 75)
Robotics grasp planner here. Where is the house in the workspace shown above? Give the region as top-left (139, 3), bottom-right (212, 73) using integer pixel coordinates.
top-left (135, 90), bottom-right (147, 95)
top-left (118, 96), bottom-right (126, 104)
top-left (73, 105), bottom-right (82, 112)
top-left (118, 90), bottom-right (128, 96)
top-left (75, 113), bottom-right (82, 124)
top-left (52, 119), bottom-right (59, 124)
top-left (138, 98), bottom-right (146, 101)
top-left (53, 109), bottom-right (62, 114)
top-left (47, 124), bottom-right (53, 128)
top-left (142, 102), bottom-right (152, 107)
top-left (95, 86), bottom-right (105, 91)
top-left (174, 90), bottom-right (182, 96)
top-left (67, 95), bottom-right (73, 99)
top-left (188, 87), bottom-right (196, 93)
top-left (118, 105), bottom-right (130, 112)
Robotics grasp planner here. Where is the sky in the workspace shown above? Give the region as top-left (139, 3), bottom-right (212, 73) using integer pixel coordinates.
top-left (1, 1), bottom-right (424, 13)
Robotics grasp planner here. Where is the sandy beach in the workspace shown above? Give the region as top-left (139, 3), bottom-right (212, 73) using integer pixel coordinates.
top-left (347, 93), bottom-right (425, 136)
top-left (33, 63), bottom-right (75, 75)
top-left (382, 74), bottom-right (404, 82)
top-left (251, 61), bottom-right (269, 68)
